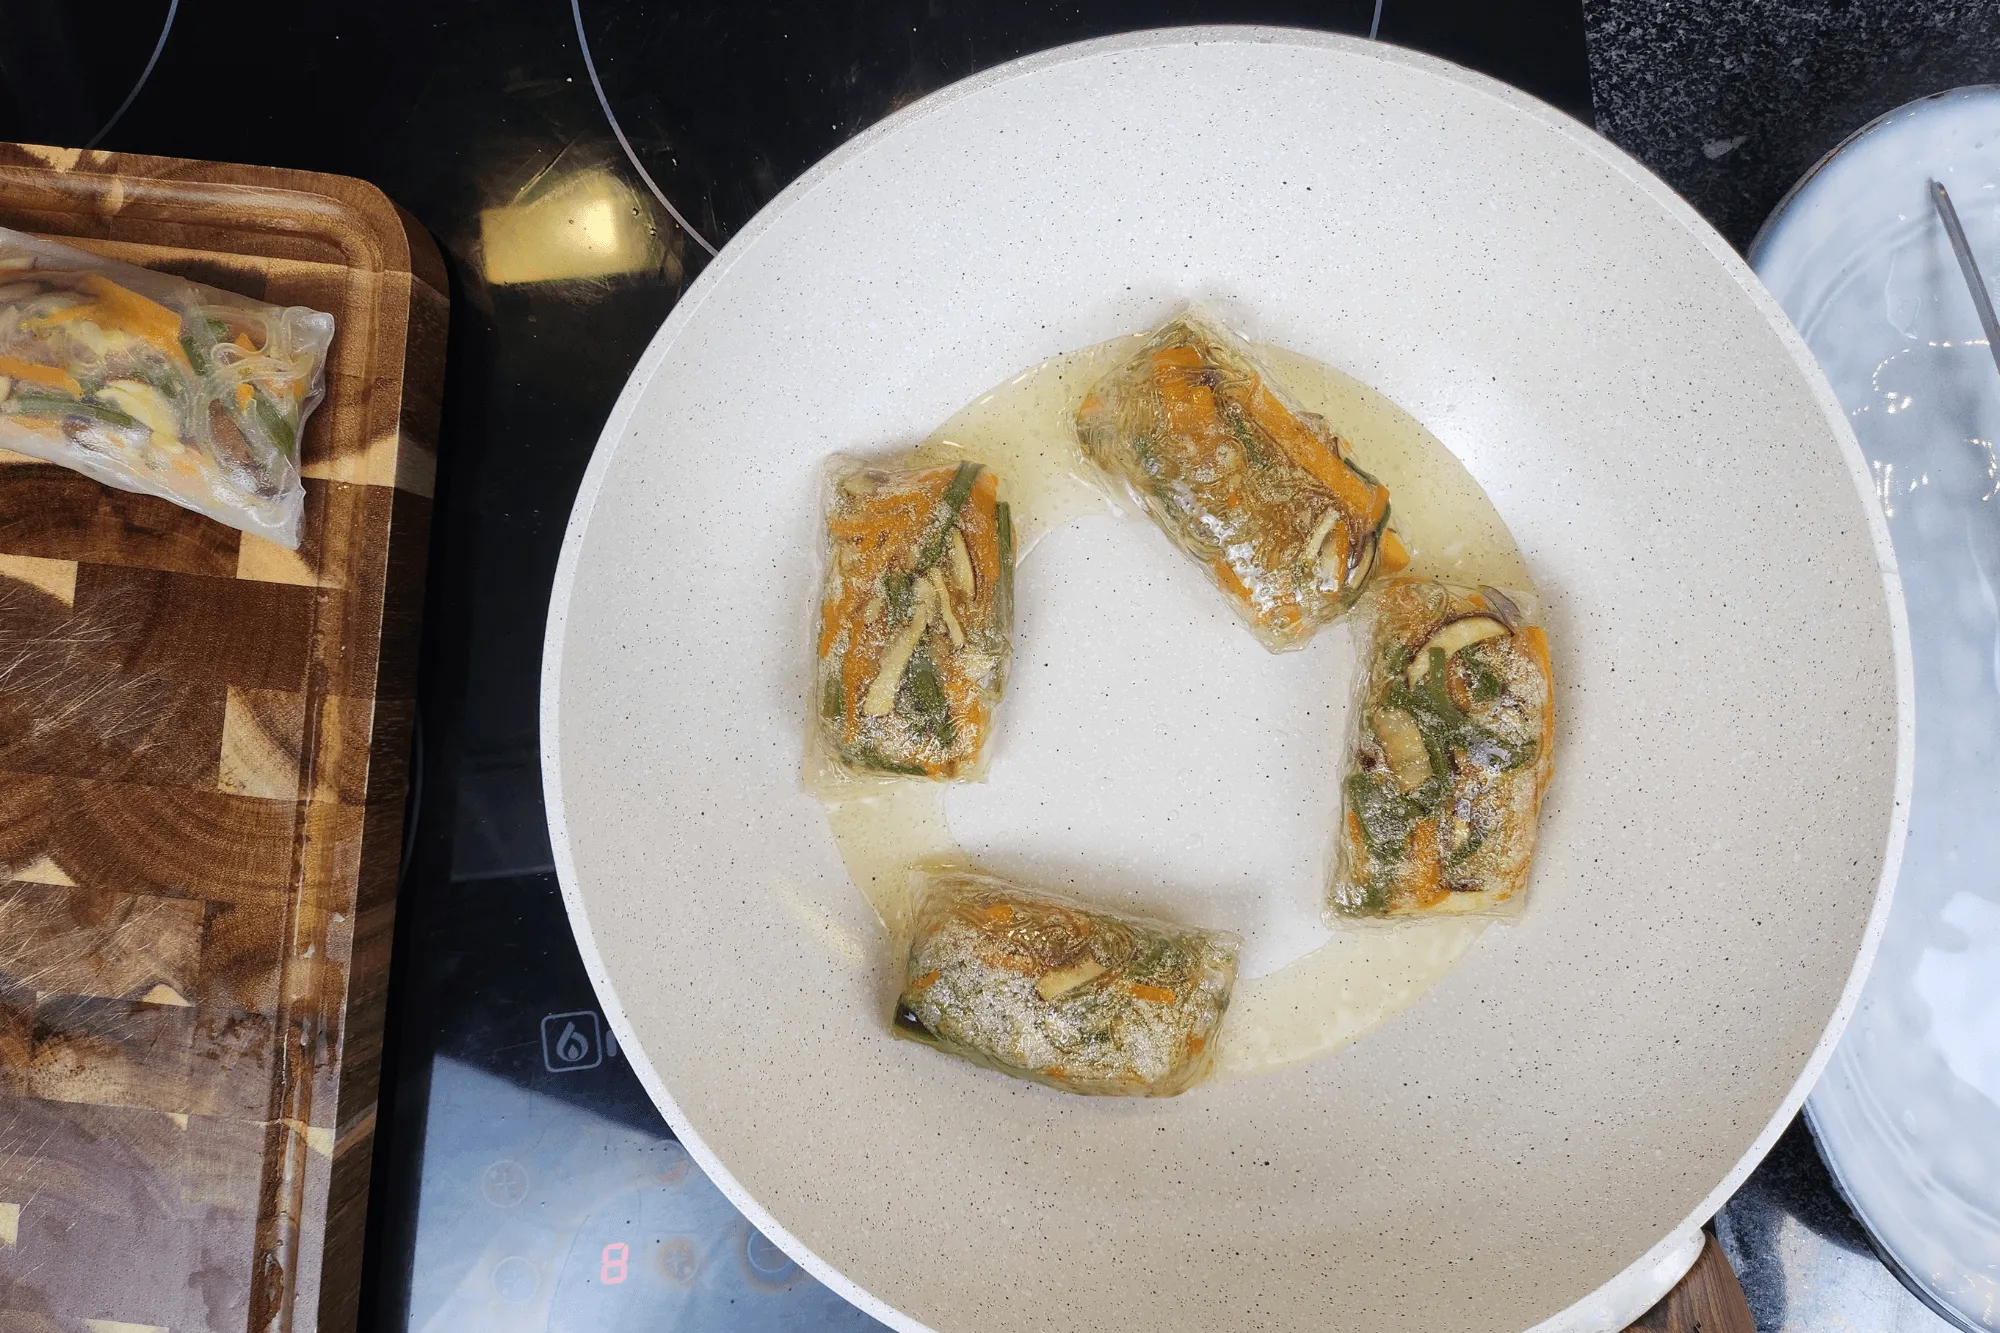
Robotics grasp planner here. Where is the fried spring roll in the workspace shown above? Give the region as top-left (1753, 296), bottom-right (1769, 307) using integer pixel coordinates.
top-left (1330, 578), bottom-right (1554, 921)
top-left (1075, 308), bottom-right (1405, 650)
top-left (894, 870), bottom-right (1239, 1096)
top-left (814, 459), bottom-right (1013, 781)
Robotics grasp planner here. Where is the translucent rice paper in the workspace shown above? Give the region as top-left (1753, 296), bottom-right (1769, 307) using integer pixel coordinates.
top-left (894, 868), bottom-right (1240, 1097)
top-left (0, 226), bottom-right (332, 547)
top-left (809, 455), bottom-right (1013, 788)
top-left (1075, 306), bottom-right (1406, 651)
top-left (1330, 577), bottom-right (1554, 923)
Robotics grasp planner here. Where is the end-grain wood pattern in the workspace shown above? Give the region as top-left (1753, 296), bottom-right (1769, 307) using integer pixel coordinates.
top-left (0, 144), bottom-right (444, 1333)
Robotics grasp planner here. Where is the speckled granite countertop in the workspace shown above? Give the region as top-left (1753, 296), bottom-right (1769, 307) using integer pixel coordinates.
top-left (1586, 0), bottom-right (2000, 247)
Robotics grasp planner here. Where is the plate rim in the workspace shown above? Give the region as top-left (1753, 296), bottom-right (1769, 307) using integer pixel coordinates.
top-left (540, 25), bottom-right (1915, 1333)
top-left (1760, 81), bottom-right (2000, 1333)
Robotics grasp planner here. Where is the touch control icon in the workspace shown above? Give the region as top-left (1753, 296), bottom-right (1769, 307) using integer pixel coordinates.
top-left (541, 1010), bottom-right (603, 1072)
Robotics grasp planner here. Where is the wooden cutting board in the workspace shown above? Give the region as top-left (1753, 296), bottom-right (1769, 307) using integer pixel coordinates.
top-left (0, 145), bottom-right (443, 1333)
top-left (1631, 1234), bottom-right (1756, 1332)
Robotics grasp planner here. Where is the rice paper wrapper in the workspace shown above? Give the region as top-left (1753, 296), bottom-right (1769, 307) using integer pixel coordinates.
top-left (0, 226), bottom-right (331, 547)
top-left (808, 454), bottom-right (1013, 790)
top-left (1074, 305), bottom-right (1405, 651)
top-left (1329, 577), bottom-right (1554, 924)
top-left (895, 868), bottom-right (1240, 1097)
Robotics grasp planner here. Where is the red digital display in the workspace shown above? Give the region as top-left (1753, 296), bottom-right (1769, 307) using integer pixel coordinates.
top-left (600, 1241), bottom-right (629, 1285)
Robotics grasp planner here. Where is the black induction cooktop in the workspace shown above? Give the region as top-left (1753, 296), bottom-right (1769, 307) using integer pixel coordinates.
top-left (5, 3), bottom-right (1990, 1330)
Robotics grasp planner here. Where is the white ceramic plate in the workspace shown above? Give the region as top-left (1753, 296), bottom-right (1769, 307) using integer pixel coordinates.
top-left (1753, 86), bottom-right (2000, 1332)
top-left (543, 28), bottom-right (1911, 1333)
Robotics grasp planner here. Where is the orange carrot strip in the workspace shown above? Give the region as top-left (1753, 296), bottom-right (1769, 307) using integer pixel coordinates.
top-left (1128, 983), bottom-right (1176, 1005)
top-left (816, 596), bottom-right (843, 658)
top-left (966, 466), bottom-right (999, 514)
top-left (1520, 625), bottom-right (1550, 674)
top-left (1237, 377), bottom-right (1388, 524)
top-left (37, 275), bottom-right (186, 355)
top-left (1211, 558), bottom-right (1253, 605)
top-left (1151, 347), bottom-right (1227, 449)
top-left (827, 467), bottom-right (964, 552)
top-left (827, 501), bottom-right (927, 541)
top-left (1404, 817), bottom-right (1446, 908)
top-left (959, 493), bottom-right (1000, 590)
top-left (941, 666), bottom-right (983, 737)
top-left (962, 466), bottom-right (1004, 589)
top-left (0, 355), bottom-right (81, 396)
top-left (1379, 527), bottom-right (1410, 573)
top-left (82, 274), bottom-right (184, 346)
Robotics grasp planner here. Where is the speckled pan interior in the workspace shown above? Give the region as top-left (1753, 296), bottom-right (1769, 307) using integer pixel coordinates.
top-left (542, 28), bottom-right (1911, 1333)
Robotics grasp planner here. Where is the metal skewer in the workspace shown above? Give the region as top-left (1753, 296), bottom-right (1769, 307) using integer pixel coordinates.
top-left (1930, 178), bottom-right (2000, 379)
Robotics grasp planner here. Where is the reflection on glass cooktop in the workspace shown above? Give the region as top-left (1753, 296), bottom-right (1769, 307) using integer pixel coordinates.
top-left (380, 873), bottom-right (887, 1330)
top-left (411, 1059), bottom-right (878, 1332)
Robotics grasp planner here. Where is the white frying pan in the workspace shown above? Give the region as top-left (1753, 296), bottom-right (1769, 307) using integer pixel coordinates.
top-left (543, 28), bottom-right (1909, 1333)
